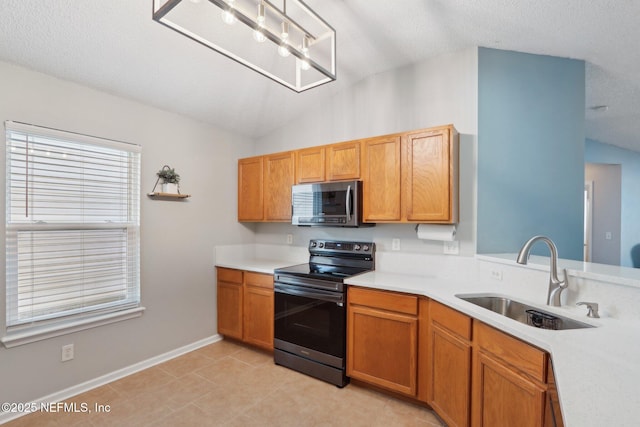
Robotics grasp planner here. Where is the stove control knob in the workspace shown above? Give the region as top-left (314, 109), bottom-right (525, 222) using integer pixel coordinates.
top-left (363, 245), bottom-right (370, 251)
top-left (318, 242), bottom-right (324, 248)
top-left (310, 241), bottom-right (317, 248)
top-left (354, 244), bottom-right (361, 251)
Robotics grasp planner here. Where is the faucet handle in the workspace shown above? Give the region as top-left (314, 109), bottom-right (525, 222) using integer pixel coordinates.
top-left (576, 302), bottom-right (600, 318)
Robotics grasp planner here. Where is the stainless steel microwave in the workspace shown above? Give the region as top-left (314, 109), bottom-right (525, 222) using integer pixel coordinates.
top-left (291, 180), bottom-right (373, 227)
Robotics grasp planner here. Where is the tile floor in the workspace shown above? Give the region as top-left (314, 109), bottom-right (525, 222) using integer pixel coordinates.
top-left (5, 340), bottom-right (445, 426)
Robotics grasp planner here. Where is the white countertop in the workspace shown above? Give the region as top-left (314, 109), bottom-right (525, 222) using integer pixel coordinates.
top-left (214, 247), bottom-right (640, 427)
top-left (215, 258), bottom-right (298, 275)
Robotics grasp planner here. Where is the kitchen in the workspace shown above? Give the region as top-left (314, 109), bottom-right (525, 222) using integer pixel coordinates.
top-left (1, 1), bottom-right (640, 426)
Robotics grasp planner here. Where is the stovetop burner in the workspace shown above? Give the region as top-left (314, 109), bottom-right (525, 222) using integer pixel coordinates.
top-left (274, 239), bottom-right (376, 283)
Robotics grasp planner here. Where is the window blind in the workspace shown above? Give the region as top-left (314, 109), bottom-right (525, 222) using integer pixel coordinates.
top-left (5, 121), bottom-right (141, 328)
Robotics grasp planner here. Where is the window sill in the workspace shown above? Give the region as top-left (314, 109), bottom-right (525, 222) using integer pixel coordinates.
top-left (1, 307), bottom-right (146, 348)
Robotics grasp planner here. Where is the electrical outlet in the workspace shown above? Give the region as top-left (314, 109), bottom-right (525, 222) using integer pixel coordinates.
top-left (490, 269), bottom-right (503, 281)
top-left (443, 240), bottom-right (459, 255)
top-left (391, 238), bottom-right (401, 251)
top-left (61, 344), bottom-right (74, 362)
top-left (286, 234), bottom-right (293, 244)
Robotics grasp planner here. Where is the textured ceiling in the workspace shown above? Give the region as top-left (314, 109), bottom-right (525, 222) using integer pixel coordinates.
top-left (1, 0), bottom-right (639, 150)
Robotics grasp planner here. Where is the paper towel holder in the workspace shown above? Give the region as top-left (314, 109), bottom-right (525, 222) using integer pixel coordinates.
top-left (415, 223), bottom-right (457, 241)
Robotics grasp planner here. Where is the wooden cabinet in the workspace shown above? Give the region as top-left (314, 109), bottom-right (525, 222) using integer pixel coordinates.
top-left (427, 300), bottom-right (472, 427)
top-left (239, 124), bottom-right (458, 224)
top-left (296, 146), bottom-right (326, 183)
top-left (243, 272), bottom-right (274, 350)
top-left (326, 140), bottom-right (361, 181)
top-left (347, 287), bottom-right (418, 396)
top-left (237, 156), bottom-right (264, 222)
top-left (362, 135), bottom-right (402, 221)
top-left (404, 125), bottom-right (459, 223)
top-left (216, 267), bottom-right (244, 340)
top-left (264, 151), bottom-right (295, 221)
top-left (237, 151), bottom-right (295, 222)
top-left (472, 322), bottom-right (548, 427)
top-left (360, 124), bottom-right (459, 223)
top-left (216, 267), bottom-right (274, 350)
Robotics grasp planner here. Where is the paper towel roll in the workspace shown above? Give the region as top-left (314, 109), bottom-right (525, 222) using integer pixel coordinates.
top-left (416, 224), bottom-right (457, 241)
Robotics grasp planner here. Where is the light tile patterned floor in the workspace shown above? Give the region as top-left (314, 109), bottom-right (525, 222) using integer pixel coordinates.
top-left (5, 340), bottom-right (445, 426)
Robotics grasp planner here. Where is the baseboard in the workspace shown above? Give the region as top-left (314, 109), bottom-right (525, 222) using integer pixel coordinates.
top-left (0, 334), bottom-right (222, 425)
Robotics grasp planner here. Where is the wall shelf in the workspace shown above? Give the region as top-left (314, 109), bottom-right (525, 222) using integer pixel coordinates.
top-left (147, 192), bottom-right (191, 199)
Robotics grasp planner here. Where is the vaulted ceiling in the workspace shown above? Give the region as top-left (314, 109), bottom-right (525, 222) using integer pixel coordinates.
top-left (1, 1), bottom-right (639, 150)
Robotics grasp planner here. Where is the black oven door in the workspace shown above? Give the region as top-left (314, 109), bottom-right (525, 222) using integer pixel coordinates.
top-left (274, 282), bottom-right (346, 361)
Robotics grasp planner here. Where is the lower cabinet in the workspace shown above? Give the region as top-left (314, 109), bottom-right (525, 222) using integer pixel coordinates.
top-left (216, 267), bottom-right (244, 340)
top-left (346, 290), bottom-right (564, 427)
top-left (472, 322), bottom-right (548, 427)
top-left (216, 267), bottom-right (274, 350)
top-left (243, 272), bottom-right (275, 350)
top-left (427, 300), bottom-right (472, 427)
top-left (347, 287), bottom-right (419, 397)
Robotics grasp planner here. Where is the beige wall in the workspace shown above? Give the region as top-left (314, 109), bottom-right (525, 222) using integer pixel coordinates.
top-left (0, 61), bottom-right (255, 404)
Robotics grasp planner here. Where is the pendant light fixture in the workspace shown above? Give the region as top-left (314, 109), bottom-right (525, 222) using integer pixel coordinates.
top-left (152, 0), bottom-right (336, 92)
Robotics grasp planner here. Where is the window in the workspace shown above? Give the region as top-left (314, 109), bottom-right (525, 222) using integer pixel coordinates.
top-left (4, 121), bottom-right (141, 340)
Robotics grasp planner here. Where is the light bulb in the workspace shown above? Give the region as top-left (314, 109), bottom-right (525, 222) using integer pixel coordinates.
top-left (278, 43), bottom-right (290, 57)
top-left (300, 59), bottom-right (310, 70)
top-left (221, 9), bottom-right (236, 25)
top-left (253, 28), bottom-right (266, 43)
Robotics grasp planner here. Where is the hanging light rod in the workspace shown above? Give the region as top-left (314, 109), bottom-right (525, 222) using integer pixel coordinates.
top-left (152, 0), bottom-right (336, 92)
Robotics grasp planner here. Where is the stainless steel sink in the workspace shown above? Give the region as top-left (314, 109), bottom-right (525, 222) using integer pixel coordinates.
top-left (456, 295), bottom-right (595, 330)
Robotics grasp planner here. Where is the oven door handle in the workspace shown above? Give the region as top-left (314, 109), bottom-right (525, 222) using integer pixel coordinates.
top-left (274, 283), bottom-right (345, 304)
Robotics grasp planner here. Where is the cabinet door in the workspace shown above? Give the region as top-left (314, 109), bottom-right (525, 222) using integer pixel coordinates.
top-left (238, 156), bottom-right (264, 221)
top-left (404, 126), bottom-right (458, 222)
top-left (362, 135), bottom-right (401, 221)
top-left (430, 324), bottom-right (472, 427)
top-left (347, 304), bottom-right (418, 396)
top-left (243, 272), bottom-right (274, 350)
top-left (264, 151), bottom-right (295, 221)
top-left (296, 146), bottom-right (325, 183)
top-left (472, 351), bottom-right (546, 427)
top-left (326, 141), bottom-right (361, 181)
top-left (216, 268), bottom-right (244, 340)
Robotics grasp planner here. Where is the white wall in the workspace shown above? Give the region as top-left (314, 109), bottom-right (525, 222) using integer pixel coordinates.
top-left (254, 48), bottom-right (478, 255)
top-left (0, 61), bottom-right (255, 404)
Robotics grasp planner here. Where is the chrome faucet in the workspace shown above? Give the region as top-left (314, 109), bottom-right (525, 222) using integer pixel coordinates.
top-left (516, 235), bottom-right (568, 307)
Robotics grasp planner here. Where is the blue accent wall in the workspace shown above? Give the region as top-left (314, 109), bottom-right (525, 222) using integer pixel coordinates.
top-left (586, 139), bottom-right (640, 267)
top-left (477, 48), bottom-right (585, 259)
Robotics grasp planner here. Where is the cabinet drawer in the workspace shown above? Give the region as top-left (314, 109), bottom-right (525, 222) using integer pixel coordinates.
top-left (349, 287), bottom-right (418, 315)
top-left (245, 271), bottom-right (274, 289)
top-left (474, 322), bottom-right (547, 383)
top-left (217, 267), bottom-right (243, 284)
top-left (430, 300), bottom-right (471, 340)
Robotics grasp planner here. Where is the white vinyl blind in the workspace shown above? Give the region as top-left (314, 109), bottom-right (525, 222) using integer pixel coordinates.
top-left (5, 121), bottom-right (141, 328)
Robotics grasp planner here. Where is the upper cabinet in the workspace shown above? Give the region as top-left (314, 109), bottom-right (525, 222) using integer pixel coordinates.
top-left (238, 151), bottom-right (295, 222)
top-left (403, 125), bottom-right (459, 223)
top-left (264, 151), bottom-right (295, 221)
top-left (296, 146), bottom-right (326, 183)
top-left (361, 124), bottom-right (459, 224)
top-left (238, 156), bottom-right (264, 222)
top-left (237, 124), bottom-right (459, 224)
top-left (362, 135), bottom-right (402, 221)
top-left (326, 140), bottom-right (361, 181)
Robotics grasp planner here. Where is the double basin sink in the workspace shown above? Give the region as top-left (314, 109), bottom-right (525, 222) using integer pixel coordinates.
top-left (456, 294), bottom-right (595, 330)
